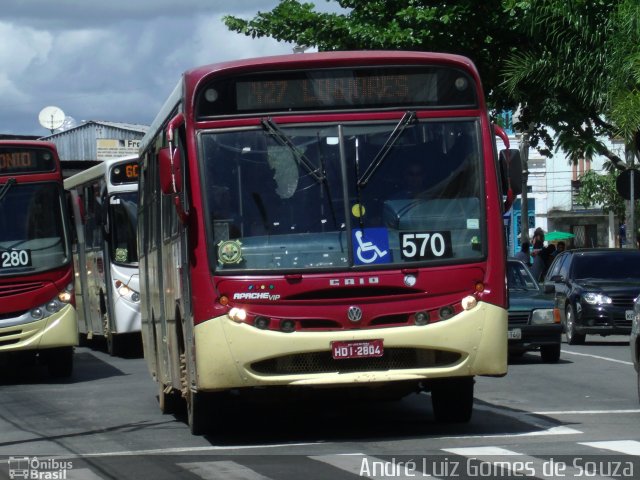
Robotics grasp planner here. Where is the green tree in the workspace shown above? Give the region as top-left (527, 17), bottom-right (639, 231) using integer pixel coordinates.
top-left (503, 0), bottom-right (640, 171)
top-left (574, 169), bottom-right (625, 220)
top-left (606, 0), bottom-right (640, 158)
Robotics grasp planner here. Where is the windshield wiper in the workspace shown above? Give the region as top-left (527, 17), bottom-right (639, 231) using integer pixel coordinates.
top-left (261, 118), bottom-right (325, 182)
top-left (0, 177), bottom-right (17, 204)
top-left (358, 111), bottom-right (416, 187)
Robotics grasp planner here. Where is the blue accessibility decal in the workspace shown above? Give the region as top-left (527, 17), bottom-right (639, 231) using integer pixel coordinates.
top-left (352, 228), bottom-right (391, 265)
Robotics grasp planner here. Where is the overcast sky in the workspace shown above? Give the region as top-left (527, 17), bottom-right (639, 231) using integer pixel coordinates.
top-left (0, 1), bottom-right (335, 136)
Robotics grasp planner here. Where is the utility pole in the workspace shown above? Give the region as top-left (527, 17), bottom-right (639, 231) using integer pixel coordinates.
top-left (519, 130), bottom-right (531, 244)
top-left (512, 107), bottom-right (531, 245)
top-left (628, 144), bottom-right (636, 248)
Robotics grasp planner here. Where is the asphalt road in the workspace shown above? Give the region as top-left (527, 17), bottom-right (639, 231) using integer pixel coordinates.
top-left (0, 335), bottom-right (638, 479)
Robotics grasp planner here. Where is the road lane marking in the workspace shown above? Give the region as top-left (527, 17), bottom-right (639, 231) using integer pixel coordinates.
top-left (434, 425), bottom-right (582, 440)
top-left (0, 442), bottom-right (323, 460)
top-left (580, 440), bottom-right (640, 455)
top-left (561, 349), bottom-right (633, 366)
top-left (533, 409), bottom-right (640, 415)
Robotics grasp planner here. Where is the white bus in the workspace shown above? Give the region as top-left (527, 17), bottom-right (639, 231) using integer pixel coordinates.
top-left (65, 155), bottom-right (141, 356)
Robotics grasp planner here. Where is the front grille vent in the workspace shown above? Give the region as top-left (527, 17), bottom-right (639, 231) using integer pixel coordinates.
top-left (0, 282), bottom-right (44, 298)
top-left (251, 348), bottom-right (461, 375)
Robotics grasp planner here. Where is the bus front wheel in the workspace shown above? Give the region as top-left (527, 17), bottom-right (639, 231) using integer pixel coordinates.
top-left (430, 376), bottom-right (474, 423)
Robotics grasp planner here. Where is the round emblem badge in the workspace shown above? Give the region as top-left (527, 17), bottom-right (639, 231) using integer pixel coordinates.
top-left (217, 240), bottom-right (243, 265)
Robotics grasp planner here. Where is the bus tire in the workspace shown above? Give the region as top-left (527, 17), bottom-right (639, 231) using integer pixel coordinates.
top-left (103, 312), bottom-right (120, 356)
top-left (187, 390), bottom-right (214, 435)
top-left (431, 376), bottom-right (474, 423)
top-left (46, 347), bottom-right (74, 378)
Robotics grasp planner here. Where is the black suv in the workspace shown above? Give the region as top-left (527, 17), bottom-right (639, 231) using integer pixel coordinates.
top-left (543, 248), bottom-right (640, 345)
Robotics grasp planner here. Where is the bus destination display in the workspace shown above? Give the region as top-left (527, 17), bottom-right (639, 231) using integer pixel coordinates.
top-left (236, 73), bottom-right (420, 111)
top-left (110, 161), bottom-right (139, 184)
top-left (197, 67), bottom-right (477, 118)
top-left (0, 148), bottom-right (55, 175)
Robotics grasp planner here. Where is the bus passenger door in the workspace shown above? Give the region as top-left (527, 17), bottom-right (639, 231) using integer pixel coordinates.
top-left (67, 189), bottom-right (90, 336)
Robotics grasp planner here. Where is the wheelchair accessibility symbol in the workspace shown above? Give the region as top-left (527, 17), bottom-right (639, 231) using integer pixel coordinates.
top-left (353, 228), bottom-right (390, 265)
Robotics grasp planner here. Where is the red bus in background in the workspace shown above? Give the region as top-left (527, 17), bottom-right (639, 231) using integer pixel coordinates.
top-left (0, 140), bottom-right (77, 377)
top-left (138, 51), bottom-right (521, 434)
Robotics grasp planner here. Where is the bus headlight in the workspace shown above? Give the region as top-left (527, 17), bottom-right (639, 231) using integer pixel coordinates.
top-left (115, 280), bottom-right (140, 302)
top-left (461, 295), bottom-right (477, 311)
top-left (57, 283), bottom-right (73, 303)
top-left (229, 307), bottom-right (247, 323)
top-left (46, 301), bottom-right (59, 313)
top-left (30, 292), bottom-right (69, 320)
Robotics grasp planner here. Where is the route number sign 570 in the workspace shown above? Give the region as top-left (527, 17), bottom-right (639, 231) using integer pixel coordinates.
top-left (400, 232), bottom-right (452, 260)
top-left (0, 249), bottom-right (32, 268)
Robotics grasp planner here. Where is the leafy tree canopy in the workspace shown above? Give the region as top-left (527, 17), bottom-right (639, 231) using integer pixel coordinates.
top-left (574, 169), bottom-right (625, 219)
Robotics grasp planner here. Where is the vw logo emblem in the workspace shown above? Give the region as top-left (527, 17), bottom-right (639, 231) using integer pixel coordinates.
top-left (347, 306), bottom-right (363, 323)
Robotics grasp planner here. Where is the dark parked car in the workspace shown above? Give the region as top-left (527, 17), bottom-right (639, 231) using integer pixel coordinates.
top-left (543, 248), bottom-right (640, 345)
top-left (507, 258), bottom-right (561, 362)
top-left (632, 297), bottom-right (640, 403)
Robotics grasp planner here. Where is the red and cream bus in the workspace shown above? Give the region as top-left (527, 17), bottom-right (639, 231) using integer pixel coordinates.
top-left (0, 140), bottom-right (76, 377)
top-left (138, 51), bottom-right (521, 434)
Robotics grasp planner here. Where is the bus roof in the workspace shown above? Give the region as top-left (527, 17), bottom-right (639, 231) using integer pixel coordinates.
top-left (64, 154), bottom-right (138, 190)
top-left (142, 50), bottom-right (481, 154)
top-left (0, 139), bottom-right (58, 150)
top-left (184, 50), bottom-right (478, 82)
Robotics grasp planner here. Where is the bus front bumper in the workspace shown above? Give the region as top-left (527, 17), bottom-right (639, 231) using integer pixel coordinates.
top-left (193, 301), bottom-right (507, 391)
top-left (0, 305), bottom-right (78, 353)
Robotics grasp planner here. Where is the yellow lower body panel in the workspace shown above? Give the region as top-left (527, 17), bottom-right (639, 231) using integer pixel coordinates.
top-left (193, 301), bottom-right (507, 392)
top-left (0, 305), bottom-right (78, 352)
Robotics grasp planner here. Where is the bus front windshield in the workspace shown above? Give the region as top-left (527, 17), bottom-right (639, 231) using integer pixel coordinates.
top-left (0, 182), bottom-right (70, 275)
top-left (202, 119), bottom-right (484, 272)
top-left (109, 192), bottom-right (138, 265)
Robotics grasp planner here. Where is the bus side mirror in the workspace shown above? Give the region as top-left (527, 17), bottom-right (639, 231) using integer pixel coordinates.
top-left (159, 147), bottom-right (183, 195)
top-left (499, 149), bottom-right (523, 196)
top-left (159, 144), bottom-right (188, 224)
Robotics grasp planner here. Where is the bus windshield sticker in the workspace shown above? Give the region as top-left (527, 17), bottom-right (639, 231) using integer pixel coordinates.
top-left (400, 232), bottom-right (453, 260)
top-left (352, 228), bottom-right (391, 265)
top-left (1, 249), bottom-right (33, 268)
top-left (217, 240), bottom-right (243, 265)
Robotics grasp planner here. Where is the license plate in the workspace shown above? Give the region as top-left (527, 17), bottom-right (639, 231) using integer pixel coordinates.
top-left (331, 339), bottom-right (383, 359)
top-left (508, 328), bottom-right (522, 340)
top-left (626, 310), bottom-right (635, 321)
